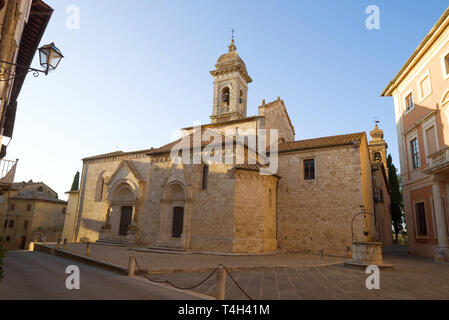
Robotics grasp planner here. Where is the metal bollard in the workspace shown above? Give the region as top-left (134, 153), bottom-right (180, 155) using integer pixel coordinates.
top-left (63, 238), bottom-right (67, 250)
top-left (318, 248), bottom-right (323, 264)
top-left (56, 238), bottom-right (61, 249)
top-left (86, 241), bottom-right (90, 256)
top-left (216, 265), bottom-right (226, 300)
top-left (128, 254), bottom-right (135, 277)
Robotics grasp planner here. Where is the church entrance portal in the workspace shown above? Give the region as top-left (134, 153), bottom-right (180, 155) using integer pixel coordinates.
top-left (119, 206), bottom-right (132, 236)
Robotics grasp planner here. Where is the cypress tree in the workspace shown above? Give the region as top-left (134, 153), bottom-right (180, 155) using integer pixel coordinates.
top-left (387, 154), bottom-right (404, 243)
top-left (70, 171), bottom-right (80, 191)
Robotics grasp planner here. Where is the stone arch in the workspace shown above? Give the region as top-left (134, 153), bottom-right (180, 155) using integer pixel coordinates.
top-left (158, 181), bottom-right (190, 248)
top-left (107, 178), bottom-right (139, 202)
top-left (222, 86), bottom-right (230, 106)
top-left (107, 180), bottom-right (139, 237)
top-left (95, 171), bottom-right (106, 201)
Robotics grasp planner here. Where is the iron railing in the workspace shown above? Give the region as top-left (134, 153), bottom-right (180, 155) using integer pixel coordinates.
top-left (0, 158), bottom-right (18, 185)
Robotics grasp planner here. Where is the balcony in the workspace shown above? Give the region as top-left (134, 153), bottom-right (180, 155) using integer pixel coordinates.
top-left (0, 159), bottom-right (18, 190)
top-left (425, 147), bottom-right (449, 176)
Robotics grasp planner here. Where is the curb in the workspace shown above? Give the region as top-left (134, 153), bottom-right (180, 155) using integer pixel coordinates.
top-left (34, 243), bottom-right (128, 275)
top-left (34, 243), bottom-right (344, 275)
top-left (34, 244), bottom-right (214, 300)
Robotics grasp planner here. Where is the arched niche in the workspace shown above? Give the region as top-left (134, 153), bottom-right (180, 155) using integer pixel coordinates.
top-left (158, 181), bottom-right (189, 247)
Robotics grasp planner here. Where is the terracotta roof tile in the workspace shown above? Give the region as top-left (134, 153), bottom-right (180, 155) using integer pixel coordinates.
top-left (147, 129), bottom-right (238, 156)
top-left (278, 132), bottom-right (366, 153)
top-left (182, 116), bottom-right (261, 131)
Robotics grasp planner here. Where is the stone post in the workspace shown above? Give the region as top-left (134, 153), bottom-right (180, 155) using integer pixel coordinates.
top-left (216, 265), bottom-right (226, 300)
top-left (86, 241), bottom-right (90, 256)
top-left (128, 254), bottom-right (135, 277)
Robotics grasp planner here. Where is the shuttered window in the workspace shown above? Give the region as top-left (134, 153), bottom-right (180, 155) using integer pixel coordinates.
top-left (415, 202), bottom-right (427, 236)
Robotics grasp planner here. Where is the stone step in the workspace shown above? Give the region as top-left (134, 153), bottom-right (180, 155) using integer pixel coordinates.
top-left (146, 245), bottom-right (186, 252)
top-left (96, 237), bottom-right (132, 246)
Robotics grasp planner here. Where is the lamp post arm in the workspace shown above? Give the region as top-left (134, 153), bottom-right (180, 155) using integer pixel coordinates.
top-left (0, 59), bottom-right (47, 73)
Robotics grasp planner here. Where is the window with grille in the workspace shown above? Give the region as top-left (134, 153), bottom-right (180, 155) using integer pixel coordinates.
top-left (304, 159), bottom-right (315, 180)
top-left (410, 138), bottom-right (420, 169)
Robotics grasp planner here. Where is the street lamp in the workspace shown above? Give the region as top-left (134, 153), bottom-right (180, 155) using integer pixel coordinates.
top-left (38, 42), bottom-right (64, 75)
top-left (0, 42), bottom-right (63, 81)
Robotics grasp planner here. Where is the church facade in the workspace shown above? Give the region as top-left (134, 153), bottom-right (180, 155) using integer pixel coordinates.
top-left (68, 40), bottom-right (392, 256)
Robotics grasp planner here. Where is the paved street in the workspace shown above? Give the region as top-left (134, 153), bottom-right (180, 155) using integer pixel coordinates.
top-left (145, 249), bottom-right (449, 300)
top-left (2, 247), bottom-right (449, 300)
top-left (0, 251), bottom-right (202, 300)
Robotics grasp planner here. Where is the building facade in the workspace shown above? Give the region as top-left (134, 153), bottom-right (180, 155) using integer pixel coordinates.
top-left (0, 0), bottom-right (53, 196)
top-left (68, 40), bottom-right (392, 256)
top-left (0, 180), bottom-right (67, 250)
top-left (382, 7), bottom-right (449, 261)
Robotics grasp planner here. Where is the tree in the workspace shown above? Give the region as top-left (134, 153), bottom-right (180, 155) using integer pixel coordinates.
top-left (0, 237), bottom-right (5, 282)
top-left (70, 171), bottom-right (80, 191)
top-left (387, 154), bottom-right (404, 243)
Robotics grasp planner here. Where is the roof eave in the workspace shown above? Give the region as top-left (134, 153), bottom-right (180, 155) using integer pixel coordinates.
top-left (381, 7), bottom-right (449, 97)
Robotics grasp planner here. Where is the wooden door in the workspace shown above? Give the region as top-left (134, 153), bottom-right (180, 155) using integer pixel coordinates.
top-left (172, 206), bottom-right (184, 238)
top-left (119, 206), bottom-right (132, 236)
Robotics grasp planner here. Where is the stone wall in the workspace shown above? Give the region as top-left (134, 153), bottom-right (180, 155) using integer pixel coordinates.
top-left (277, 144), bottom-right (365, 256)
top-left (233, 171), bottom-right (278, 253)
top-left (75, 152), bottom-right (150, 242)
top-left (61, 191), bottom-right (79, 242)
top-left (259, 99), bottom-right (295, 143)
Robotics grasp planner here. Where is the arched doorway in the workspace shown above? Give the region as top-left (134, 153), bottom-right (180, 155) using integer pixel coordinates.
top-left (119, 206), bottom-right (133, 236)
top-left (159, 182), bottom-right (189, 247)
top-left (109, 183), bottom-right (138, 237)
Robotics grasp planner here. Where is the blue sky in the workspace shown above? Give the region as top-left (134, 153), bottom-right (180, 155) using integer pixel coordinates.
top-left (7, 0), bottom-right (449, 199)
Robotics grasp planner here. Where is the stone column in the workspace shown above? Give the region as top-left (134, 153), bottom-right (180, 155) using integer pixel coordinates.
top-left (432, 182), bottom-right (449, 252)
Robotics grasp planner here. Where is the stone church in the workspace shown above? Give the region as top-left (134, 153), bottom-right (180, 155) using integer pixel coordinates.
top-left (68, 40), bottom-right (392, 256)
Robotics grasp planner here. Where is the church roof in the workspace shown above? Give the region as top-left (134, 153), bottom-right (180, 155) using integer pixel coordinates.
top-left (182, 116), bottom-right (261, 131)
top-left (82, 149), bottom-right (154, 161)
top-left (147, 127), bottom-right (262, 156)
top-left (278, 132), bottom-right (366, 153)
top-left (147, 129), bottom-right (234, 156)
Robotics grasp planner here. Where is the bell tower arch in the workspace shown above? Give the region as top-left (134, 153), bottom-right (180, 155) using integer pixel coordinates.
top-left (210, 38), bottom-right (252, 123)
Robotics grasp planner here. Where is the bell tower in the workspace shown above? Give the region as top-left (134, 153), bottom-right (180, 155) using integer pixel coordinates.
top-left (210, 37), bottom-right (252, 123)
top-left (369, 123), bottom-right (388, 170)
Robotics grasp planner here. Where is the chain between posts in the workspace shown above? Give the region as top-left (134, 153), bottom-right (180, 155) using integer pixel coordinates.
top-left (221, 264), bottom-right (254, 300)
top-left (131, 253), bottom-right (254, 300)
top-left (132, 253), bottom-right (217, 291)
